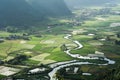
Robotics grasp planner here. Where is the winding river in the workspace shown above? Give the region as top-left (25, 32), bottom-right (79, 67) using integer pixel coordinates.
top-left (48, 34), bottom-right (115, 80)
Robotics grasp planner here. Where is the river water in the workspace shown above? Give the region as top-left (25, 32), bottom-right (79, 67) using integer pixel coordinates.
top-left (48, 34), bottom-right (115, 80)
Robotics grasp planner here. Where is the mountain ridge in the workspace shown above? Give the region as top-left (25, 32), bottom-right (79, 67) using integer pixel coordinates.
top-left (0, 0), bottom-right (71, 27)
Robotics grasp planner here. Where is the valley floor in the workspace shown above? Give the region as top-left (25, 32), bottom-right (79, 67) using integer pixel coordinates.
top-left (0, 4), bottom-right (120, 80)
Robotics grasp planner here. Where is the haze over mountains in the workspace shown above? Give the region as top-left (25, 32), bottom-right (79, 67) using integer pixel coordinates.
top-left (1, 0), bottom-right (119, 27)
top-left (0, 0), bottom-right (71, 26)
top-left (65, 0), bottom-right (120, 9)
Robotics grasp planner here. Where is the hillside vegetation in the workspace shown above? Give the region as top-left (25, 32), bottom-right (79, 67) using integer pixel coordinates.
top-left (0, 0), bottom-right (71, 27)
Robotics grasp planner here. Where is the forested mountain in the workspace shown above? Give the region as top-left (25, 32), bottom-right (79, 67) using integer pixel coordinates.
top-left (27, 0), bottom-right (71, 16)
top-left (0, 0), bottom-right (40, 26)
top-left (0, 0), bottom-right (71, 27)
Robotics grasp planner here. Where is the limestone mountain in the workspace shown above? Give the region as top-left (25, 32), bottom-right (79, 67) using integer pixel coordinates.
top-left (0, 0), bottom-right (71, 27)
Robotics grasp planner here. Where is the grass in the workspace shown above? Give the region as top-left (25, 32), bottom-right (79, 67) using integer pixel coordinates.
top-left (9, 49), bottom-right (39, 57)
top-left (69, 34), bottom-right (98, 56)
top-left (97, 43), bottom-right (120, 66)
top-left (88, 40), bottom-right (104, 46)
top-left (0, 74), bottom-right (6, 79)
top-left (80, 15), bottom-right (120, 31)
top-left (0, 40), bottom-right (36, 59)
top-left (0, 5), bottom-right (120, 80)
top-left (27, 36), bottom-right (42, 45)
top-left (70, 43), bottom-right (96, 56)
top-left (0, 4), bottom-right (120, 67)
top-left (0, 33), bottom-right (74, 63)
top-left (99, 44), bottom-right (120, 55)
top-left (0, 31), bottom-right (24, 37)
top-left (23, 59), bottom-right (40, 66)
top-left (0, 31), bottom-right (11, 37)
top-left (82, 19), bottom-right (110, 28)
top-left (107, 15), bottom-right (120, 22)
top-left (45, 47), bottom-right (73, 61)
top-left (30, 53), bottom-right (50, 61)
top-left (72, 35), bottom-right (93, 42)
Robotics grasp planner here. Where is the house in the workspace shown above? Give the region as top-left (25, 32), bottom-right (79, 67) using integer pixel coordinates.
top-left (28, 67), bottom-right (46, 74)
top-left (88, 51), bottom-right (105, 58)
top-left (0, 38), bottom-right (4, 43)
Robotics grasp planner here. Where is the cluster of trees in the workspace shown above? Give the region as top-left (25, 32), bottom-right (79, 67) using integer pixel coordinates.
top-left (115, 40), bottom-right (120, 45)
top-left (114, 33), bottom-right (120, 45)
top-left (0, 39), bottom-right (4, 43)
top-left (0, 60), bottom-right (4, 65)
top-left (93, 34), bottom-right (120, 45)
top-left (60, 44), bottom-right (67, 51)
top-left (5, 34), bottom-right (30, 40)
top-left (56, 67), bottom-right (83, 80)
top-left (93, 35), bottom-right (104, 40)
top-left (0, 33), bottom-right (30, 41)
top-left (117, 33), bottom-right (120, 38)
top-left (98, 8), bottom-right (111, 15)
top-left (101, 66), bottom-right (120, 80)
top-left (56, 66), bottom-right (120, 80)
top-left (7, 54), bottom-right (28, 65)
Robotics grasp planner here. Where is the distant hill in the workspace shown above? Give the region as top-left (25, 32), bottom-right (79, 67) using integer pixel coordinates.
top-left (64, 0), bottom-right (120, 9)
top-left (0, 0), bottom-right (71, 27)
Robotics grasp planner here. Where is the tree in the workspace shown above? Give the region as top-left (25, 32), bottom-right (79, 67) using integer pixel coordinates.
top-left (7, 54), bottom-right (28, 65)
top-left (103, 66), bottom-right (120, 80)
top-left (115, 40), bottom-right (120, 45)
top-left (117, 33), bottom-right (120, 38)
top-left (60, 44), bottom-right (67, 51)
